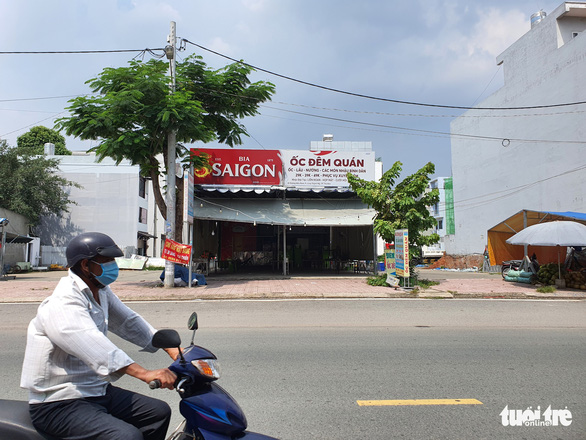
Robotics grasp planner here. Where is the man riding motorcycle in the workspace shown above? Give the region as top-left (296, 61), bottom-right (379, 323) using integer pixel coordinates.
top-left (20, 232), bottom-right (179, 440)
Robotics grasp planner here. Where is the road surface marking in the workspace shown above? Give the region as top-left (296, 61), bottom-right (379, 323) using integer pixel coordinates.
top-left (357, 399), bottom-right (483, 406)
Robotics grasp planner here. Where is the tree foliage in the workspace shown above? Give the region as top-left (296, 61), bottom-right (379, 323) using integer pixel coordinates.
top-left (56, 55), bottom-right (275, 238)
top-left (17, 126), bottom-right (71, 155)
top-left (347, 161), bottom-right (440, 250)
top-left (0, 140), bottom-right (78, 225)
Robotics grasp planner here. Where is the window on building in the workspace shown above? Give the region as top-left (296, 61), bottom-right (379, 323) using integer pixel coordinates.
top-left (438, 219), bottom-right (443, 230)
top-left (139, 177), bottom-right (146, 199)
top-left (139, 207), bottom-right (147, 224)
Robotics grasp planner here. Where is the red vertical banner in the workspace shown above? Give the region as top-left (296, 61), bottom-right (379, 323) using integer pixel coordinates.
top-left (162, 239), bottom-right (192, 265)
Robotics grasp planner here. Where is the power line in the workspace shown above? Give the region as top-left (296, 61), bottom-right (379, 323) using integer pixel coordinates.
top-left (183, 40), bottom-right (586, 111)
top-left (0, 95), bottom-right (84, 103)
top-left (4, 42), bottom-right (586, 111)
top-left (0, 48), bottom-right (164, 55)
top-left (260, 105), bottom-right (586, 145)
top-left (448, 163), bottom-right (586, 211)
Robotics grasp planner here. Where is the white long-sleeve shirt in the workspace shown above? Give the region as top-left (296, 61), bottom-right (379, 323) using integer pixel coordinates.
top-left (20, 270), bottom-right (158, 403)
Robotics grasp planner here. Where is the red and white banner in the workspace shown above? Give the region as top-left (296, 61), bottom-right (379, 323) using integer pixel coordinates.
top-left (162, 238), bottom-right (192, 265)
top-left (191, 148), bottom-right (282, 186)
top-left (190, 148), bottom-right (375, 188)
top-left (281, 150), bottom-right (375, 187)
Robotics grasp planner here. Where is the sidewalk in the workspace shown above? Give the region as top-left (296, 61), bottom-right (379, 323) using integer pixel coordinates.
top-left (1, 268), bottom-right (585, 302)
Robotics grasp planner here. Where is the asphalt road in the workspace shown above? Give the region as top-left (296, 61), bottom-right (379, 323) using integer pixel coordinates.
top-left (1, 299), bottom-right (584, 439)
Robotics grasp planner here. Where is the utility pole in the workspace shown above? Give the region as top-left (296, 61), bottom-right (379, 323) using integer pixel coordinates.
top-left (164, 21), bottom-right (177, 288)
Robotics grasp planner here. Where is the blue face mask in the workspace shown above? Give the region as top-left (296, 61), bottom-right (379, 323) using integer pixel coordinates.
top-left (93, 260), bottom-right (119, 286)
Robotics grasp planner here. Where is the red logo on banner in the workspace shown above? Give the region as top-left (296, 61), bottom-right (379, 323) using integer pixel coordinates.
top-left (162, 239), bottom-right (192, 265)
top-left (191, 148), bottom-right (283, 185)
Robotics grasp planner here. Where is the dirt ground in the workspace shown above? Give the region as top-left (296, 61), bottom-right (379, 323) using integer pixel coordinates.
top-left (428, 254), bottom-right (485, 270)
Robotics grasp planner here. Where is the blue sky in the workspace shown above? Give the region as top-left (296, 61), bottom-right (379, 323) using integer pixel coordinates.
top-left (0, 0), bottom-right (564, 177)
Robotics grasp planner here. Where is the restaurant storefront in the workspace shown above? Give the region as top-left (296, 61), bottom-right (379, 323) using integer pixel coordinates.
top-left (190, 148), bottom-right (380, 275)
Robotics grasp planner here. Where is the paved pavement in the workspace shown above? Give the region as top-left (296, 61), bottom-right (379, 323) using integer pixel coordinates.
top-left (1, 268), bottom-right (585, 302)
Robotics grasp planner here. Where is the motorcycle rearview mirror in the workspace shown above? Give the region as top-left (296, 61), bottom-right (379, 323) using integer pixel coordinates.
top-left (152, 329), bottom-right (181, 348)
top-left (188, 312), bottom-right (198, 345)
top-left (152, 329), bottom-right (186, 364)
top-left (188, 312), bottom-right (198, 330)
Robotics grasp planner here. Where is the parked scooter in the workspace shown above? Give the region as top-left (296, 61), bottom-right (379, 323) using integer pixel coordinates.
top-left (501, 259), bottom-right (523, 279)
top-left (501, 254), bottom-right (540, 279)
top-left (0, 312), bottom-right (278, 440)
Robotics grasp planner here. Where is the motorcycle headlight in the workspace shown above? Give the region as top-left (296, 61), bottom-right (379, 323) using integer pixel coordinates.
top-left (191, 359), bottom-right (221, 380)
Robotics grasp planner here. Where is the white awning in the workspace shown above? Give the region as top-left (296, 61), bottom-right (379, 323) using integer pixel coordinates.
top-left (198, 185), bottom-right (354, 193)
top-left (194, 198), bottom-right (375, 226)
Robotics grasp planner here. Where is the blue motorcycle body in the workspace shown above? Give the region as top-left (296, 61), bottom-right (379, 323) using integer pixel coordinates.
top-left (164, 337), bottom-right (278, 439)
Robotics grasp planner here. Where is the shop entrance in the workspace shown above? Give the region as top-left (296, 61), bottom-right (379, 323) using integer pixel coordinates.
top-left (193, 220), bottom-right (375, 276)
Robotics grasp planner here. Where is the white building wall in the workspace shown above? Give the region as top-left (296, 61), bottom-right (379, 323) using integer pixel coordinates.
top-left (38, 153), bottom-right (146, 261)
top-left (447, 2), bottom-right (586, 255)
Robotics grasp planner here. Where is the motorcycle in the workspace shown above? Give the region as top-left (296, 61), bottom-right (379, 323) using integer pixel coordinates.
top-left (0, 312), bottom-right (278, 440)
top-left (501, 259), bottom-right (523, 279)
top-left (501, 254), bottom-right (540, 279)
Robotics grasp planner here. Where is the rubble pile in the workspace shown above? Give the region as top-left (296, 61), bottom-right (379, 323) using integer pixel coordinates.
top-left (427, 254), bottom-right (484, 270)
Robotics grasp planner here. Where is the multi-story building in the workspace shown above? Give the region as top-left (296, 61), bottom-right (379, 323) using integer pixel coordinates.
top-left (421, 177), bottom-right (455, 260)
top-left (447, 1), bottom-right (586, 257)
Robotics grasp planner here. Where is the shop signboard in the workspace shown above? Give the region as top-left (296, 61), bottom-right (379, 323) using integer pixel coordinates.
top-left (384, 243), bottom-right (396, 276)
top-left (384, 243), bottom-right (399, 286)
top-left (162, 238), bottom-right (192, 265)
top-left (191, 148), bottom-right (282, 186)
top-left (395, 229), bottom-right (409, 278)
top-left (190, 148), bottom-right (375, 189)
top-left (281, 150), bottom-right (375, 188)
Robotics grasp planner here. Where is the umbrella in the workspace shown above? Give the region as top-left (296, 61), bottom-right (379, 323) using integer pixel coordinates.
top-left (506, 221), bottom-right (586, 279)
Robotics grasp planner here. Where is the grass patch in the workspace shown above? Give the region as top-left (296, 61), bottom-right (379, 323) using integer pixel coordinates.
top-left (367, 275), bottom-right (388, 286)
top-left (367, 275), bottom-right (440, 289)
top-left (536, 285), bottom-right (556, 293)
top-left (417, 279), bottom-right (440, 289)
top-left (144, 266), bottom-right (165, 271)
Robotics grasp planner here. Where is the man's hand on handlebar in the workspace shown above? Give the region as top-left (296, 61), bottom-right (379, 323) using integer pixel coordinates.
top-left (120, 363), bottom-right (177, 390)
top-left (143, 368), bottom-right (177, 390)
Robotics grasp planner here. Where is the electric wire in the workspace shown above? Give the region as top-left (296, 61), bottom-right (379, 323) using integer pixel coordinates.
top-left (0, 48), bottom-right (165, 55)
top-left (260, 105), bottom-right (586, 145)
top-left (183, 40), bottom-right (586, 111)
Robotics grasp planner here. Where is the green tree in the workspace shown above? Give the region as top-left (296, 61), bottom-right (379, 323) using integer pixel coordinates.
top-left (347, 161), bottom-right (440, 252)
top-left (17, 126), bottom-right (71, 155)
top-left (56, 55), bottom-right (275, 239)
top-left (0, 140), bottom-right (78, 225)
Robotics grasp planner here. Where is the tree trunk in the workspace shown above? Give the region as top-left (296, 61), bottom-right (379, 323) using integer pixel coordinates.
top-left (176, 174), bottom-right (184, 241)
top-left (148, 158), bottom-right (186, 243)
top-left (149, 167), bottom-right (167, 222)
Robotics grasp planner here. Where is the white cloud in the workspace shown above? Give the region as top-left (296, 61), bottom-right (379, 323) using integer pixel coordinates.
top-left (467, 8), bottom-right (528, 57)
top-left (242, 0), bottom-right (267, 12)
top-left (208, 37), bottom-right (235, 57)
top-left (401, 6), bottom-right (529, 89)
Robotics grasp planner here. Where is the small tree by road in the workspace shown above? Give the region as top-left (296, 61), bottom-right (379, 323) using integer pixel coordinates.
top-left (56, 55), bottom-right (275, 240)
top-left (347, 161), bottom-right (440, 257)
